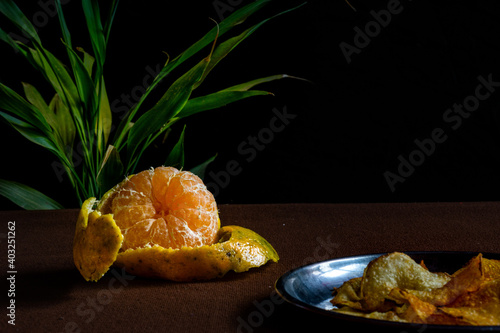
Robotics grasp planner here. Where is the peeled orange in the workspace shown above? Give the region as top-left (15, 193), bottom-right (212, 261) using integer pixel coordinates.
top-left (100, 166), bottom-right (220, 251)
top-left (73, 166), bottom-right (279, 282)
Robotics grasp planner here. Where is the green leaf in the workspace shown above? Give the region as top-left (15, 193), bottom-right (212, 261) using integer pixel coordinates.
top-left (96, 145), bottom-right (124, 196)
top-left (114, 0), bottom-right (273, 146)
top-left (77, 47), bottom-right (96, 76)
top-left (82, 0), bottom-right (106, 76)
top-left (222, 74), bottom-right (306, 92)
top-left (0, 110), bottom-right (67, 164)
top-left (55, 0), bottom-right (73, 48)
top-left (194, 2), bottom-right (306, 90)
top-left (190, 154), bottom-right (217, 180)
top-left (179, 74), bottom-right (298, 118)
top-left (18, 44), bottom-right (83, 121)
top-left (125, 55), bottom-right (210, 164)
top-left (21, 82), bottom-right (57, 130)
top-left (0, 179), bottom-right (64, 210)
top-left (0, 82), bottom-right (52, 134)
top-left (0, 26), bottom-right (28, 55)
top-left (169, 0), bottom-right (272, 71)
top-left (103, 0), bottom-right (120, 44)
top-left (164, 126), bottom-right (186, 169)
top-left (48, 94), bottom-right (76, 151)
top-left (97, 79), bottom-right (112, 149)
top-left (22, 83), bottom-right (76, 162)
top-left (179, 90), bottom-right (271, 119)
top-left (0, 0), bottom-right (41, 44)
top-left (56, 1), bottom-right (98, 115)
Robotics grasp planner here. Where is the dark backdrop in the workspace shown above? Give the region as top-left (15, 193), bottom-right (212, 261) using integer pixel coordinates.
top-left (2, 0), bottom-right (500, 209)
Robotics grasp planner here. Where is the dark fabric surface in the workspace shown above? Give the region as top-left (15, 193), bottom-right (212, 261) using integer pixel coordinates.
top-left (1, 202), bottom-right (499, 332)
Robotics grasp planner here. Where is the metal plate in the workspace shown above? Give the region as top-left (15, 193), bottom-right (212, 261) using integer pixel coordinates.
top-left (275, 251), bottom-right (500, 331)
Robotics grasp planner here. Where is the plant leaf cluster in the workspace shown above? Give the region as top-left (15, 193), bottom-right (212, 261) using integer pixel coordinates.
top-left (0, 0), bottom-right (303, 209)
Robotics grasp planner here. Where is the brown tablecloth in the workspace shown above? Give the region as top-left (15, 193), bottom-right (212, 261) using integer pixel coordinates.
top-left (1, 202), bottom-right (499, 332)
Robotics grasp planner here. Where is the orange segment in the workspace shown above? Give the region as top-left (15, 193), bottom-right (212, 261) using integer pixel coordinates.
top-left (109, 167), bottom-right (219, 251)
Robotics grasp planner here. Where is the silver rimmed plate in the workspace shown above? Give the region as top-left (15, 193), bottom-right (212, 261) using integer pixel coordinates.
top-left (275, 251), bottom-right (500, 331)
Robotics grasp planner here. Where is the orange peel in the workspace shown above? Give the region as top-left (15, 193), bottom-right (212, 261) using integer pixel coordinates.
top-left (115, 225), bottom-right (279, 281)
top-left (73, 198), bottom-right (124, 282)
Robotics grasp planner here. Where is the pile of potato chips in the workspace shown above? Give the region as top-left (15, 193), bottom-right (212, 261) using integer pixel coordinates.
top-left (330, 252), bottom-right (500, 325)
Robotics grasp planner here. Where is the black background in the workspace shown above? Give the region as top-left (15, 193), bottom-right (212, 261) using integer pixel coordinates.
top-left (2, 0), bottom-right (500, 209)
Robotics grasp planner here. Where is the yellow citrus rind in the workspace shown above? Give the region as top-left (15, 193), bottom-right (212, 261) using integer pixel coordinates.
top-left (114, 225), bottom-right (279, 281)
top-left (73, 198), bottom-right (124, 282)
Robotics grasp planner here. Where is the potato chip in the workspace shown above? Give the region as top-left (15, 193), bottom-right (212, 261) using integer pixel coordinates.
top-left (483, 258), bottom-right (500, 280)
top-left (334, 306), bottom-right (407, 322)
top-left (442, 279), bottom-right (500, 325)
top-left (391, 254), bottom-right (483, 307)
top-left (391, 288), bottom-right (469, 325)
top-left (331, 277), bottom-right (363, 310)
top-left (359, 252), bottom-right (450, 311)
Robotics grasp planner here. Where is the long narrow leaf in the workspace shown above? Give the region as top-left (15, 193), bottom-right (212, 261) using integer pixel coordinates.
top-left (48, 94), bottom-right (76, 151)
top-left (55, 0), bottom-right (73, 47)
top-left (103, 0), bottom-right (120, 43)
top-left (190, 154), bottom-right (217, 180)
top-left (0, 82), bottom-right (52, 134)
top-left (115, 0), bottom-right (272, 143)
top-left (18, 42), bottom-right (87, 150)
top-left (56, 1), bottom-right (98, 114)
top-left (164, 126), bottom-right (186, 169)
top-left (179, 90), bottom-right (271, 119)
top-left (0, 111), bottom-right (66, 163)
top-left (96, 79), bottom-right (112, 152)
top-left (17, 43), bottom-right (83, 119)
top-left (22, 82), bottom-right (59, 133)
top-left (96, 145), bottom-right (124, 196)
top-left (0, 26), bottom-right (29, 55)
top-left (62, 42), bottom-right (98, 113)
top-left (194, 3), bottom-right (306, 89)
top-left (179, 74), bottom-right (297, 118)
top-left (0, 0), bottom-right (41, 44)
top-left (82, 0), bottom-right (106, 77)
top-left (222, 74), bottom-right (307, 91)
top-left (168, 0), bottom-right (272, 71)
top-left (0, 179), bottom-right (63, 210)
top-left (77, 47), bottom-right (96, 76)
top-left (125, 56), bottom-right (210, 161)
